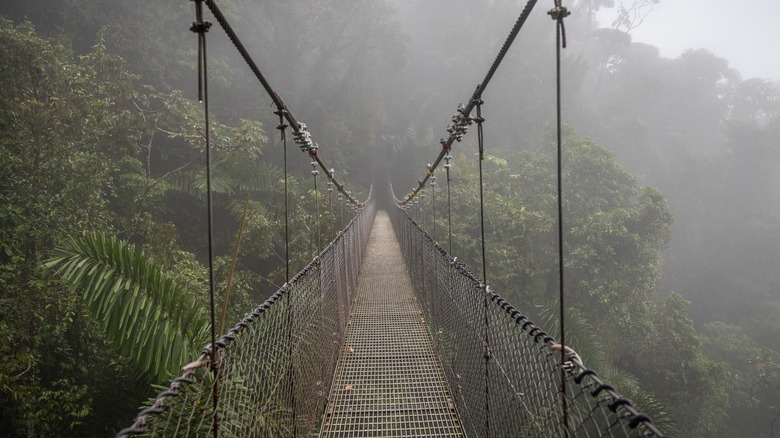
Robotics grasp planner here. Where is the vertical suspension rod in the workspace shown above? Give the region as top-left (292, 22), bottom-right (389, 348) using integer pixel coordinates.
top-left (190, 2), bottom-right (218, 436)
top-left (549, 1), bottom-right (571, 433)
top-left (474, 98), bottom-right (491, 436)
top-left (445, 153), bottom-right (453, 255)
top-left (199, 0), bottom-right (360, 206)
top-left (276, 107), bottom-right (297, 436)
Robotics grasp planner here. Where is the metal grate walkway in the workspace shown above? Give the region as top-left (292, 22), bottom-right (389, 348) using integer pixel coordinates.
top-left (320, 211), bottom-right (465, 437)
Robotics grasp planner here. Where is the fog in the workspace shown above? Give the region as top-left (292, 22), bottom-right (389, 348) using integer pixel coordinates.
top-left (1, 0), bottom-right (778, 436)
top-left (598, 0), bottom-right (780, 81)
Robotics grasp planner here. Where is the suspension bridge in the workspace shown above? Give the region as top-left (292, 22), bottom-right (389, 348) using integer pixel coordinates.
top-left (116, 0), bottom-right (667, 436)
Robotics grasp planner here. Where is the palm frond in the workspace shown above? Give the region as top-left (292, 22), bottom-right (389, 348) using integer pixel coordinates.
top-left (46, 233), bottom-right (210, 380)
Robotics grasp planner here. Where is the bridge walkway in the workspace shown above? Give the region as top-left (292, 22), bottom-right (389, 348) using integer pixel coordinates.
top-left (319, 211), bottom-right (465, 437)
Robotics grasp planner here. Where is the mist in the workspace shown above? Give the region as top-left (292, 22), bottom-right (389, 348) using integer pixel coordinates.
top-left (1, 0), bottom-right (778, 436)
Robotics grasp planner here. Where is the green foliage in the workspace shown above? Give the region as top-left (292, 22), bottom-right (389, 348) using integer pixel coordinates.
top-left (2, 0), bottom-right (777, 435)
top-left (535, 303), bottom-right (678, 434)
top-left (0, 19), bottom-right (278, 435)
top-left (701, 322), bottom-right (780, 437)
top-left (630, 293), bottom-right (729, 436)
top-left (417, 131), bottom-right (734, 434)
top-left (0, 20), bottom-right (150, 435)
top-left (46, 233), bottom-right (210, 381)
top-left (437, 131), bottom-right (673, 334)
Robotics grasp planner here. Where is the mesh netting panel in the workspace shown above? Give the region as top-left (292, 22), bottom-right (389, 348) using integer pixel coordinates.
top-left (390, 205), bottom-right (666, 438)
top-left (118, 201), bottom-right (376, 438)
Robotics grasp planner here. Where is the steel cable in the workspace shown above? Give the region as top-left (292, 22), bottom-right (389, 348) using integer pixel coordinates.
top-left (397, 0), bottom-right (540, 205)
top-left (389, 205), bottom-right (668, 438)
top-left (190, 2), bottom-right (219, 435)
top-left (200, 0), bottom-right (362, 207)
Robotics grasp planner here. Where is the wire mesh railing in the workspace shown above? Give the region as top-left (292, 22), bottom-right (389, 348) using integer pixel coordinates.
top-left (118, 199), bottom-right (376, 437)
top-left (390, 204), bottom-right (666, 438)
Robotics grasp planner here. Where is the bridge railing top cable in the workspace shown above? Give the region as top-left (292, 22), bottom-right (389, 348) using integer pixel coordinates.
top-left (117, 194), bottom-right (376, 437)
top-left (390, 202), bottom-right (667, 437)
top-left (119, 0), bottom-right (376, 433)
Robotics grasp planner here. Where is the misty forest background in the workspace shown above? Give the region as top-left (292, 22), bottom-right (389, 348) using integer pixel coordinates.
top-left (1, 0), bottom-right (779, 436)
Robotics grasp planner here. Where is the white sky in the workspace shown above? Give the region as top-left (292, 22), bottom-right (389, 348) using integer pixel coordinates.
top-left (598, 0), bottom-right (780, 81)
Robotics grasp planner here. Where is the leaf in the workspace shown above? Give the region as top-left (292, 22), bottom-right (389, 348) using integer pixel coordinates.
top-left (45, 233), bottom-right (210, 380)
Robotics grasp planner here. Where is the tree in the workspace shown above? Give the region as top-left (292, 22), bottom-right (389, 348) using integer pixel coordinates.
top-left (436, 131), bottom-right (672, 331)
top-left (0, 20), bottom-right (274, 435)
top-left (631, 294), bottom-right (728, 436)
top-left (0, 20), bottom-right (151, 435)
top-left (409, 129), bottom-right (733, 433)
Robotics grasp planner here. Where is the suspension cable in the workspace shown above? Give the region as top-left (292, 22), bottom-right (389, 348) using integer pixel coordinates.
top-left (328, 169), bottom-right (335, 239)
top-left (396, 0), bottom-right (539, 206)
top-left (339, 191), bottom-right (344, 230)
top-left (312, 153), bottom-right (322, 255)
top-left (274, 106), bottom-right (297, 435)
top-left (431, 174), bottom-right (437, 242)
top-left (474, 97), bottom-right (491, 436)
top-left (310, 150), bottom-right (327, 415)
top-left (199, 0), bottom-right (362, 207)
top-left (421, 186), bottom-right (426, 234)
top-left (475, 99), bottom-right (487, 285)
top-left (190, 3), bottom-right (219, 436)
top-left (275, 108), bottom-right (291, 284)
top-left (444, 153), bottom-right (453, 254)
top-left (549, 0), bottom-right (571, 433)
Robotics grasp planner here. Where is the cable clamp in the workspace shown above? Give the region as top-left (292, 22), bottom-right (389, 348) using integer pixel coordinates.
top-left (550, 343), bottom-right (584, 369)
top-left (190, 20), bottom-right (212, 34)
top-left (548, 5), bottom-right (571, 48)
top-left (547, 6), bottom-right (571, 21)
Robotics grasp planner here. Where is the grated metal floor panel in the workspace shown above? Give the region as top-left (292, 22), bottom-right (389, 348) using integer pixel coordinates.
top-left (320, 211), bottom-right (465, 437)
